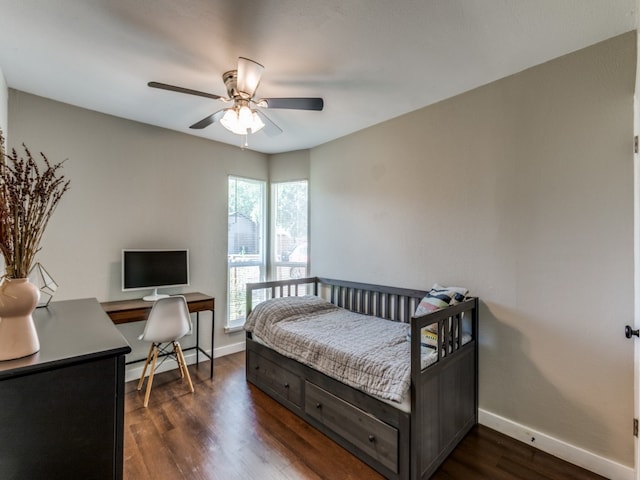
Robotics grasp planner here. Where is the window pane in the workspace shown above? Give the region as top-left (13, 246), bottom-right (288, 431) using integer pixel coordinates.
top-left (273, 180), bottom-right (308, 282)
top-left (228, 176), bottom-right (265, 326)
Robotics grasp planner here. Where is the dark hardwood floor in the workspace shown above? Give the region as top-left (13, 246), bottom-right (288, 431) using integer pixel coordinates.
top-left (124, 351), bottom-right (606, 480)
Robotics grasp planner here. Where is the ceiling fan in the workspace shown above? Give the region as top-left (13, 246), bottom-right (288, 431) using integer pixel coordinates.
top-left (148, 57), bottom-right (324, 146)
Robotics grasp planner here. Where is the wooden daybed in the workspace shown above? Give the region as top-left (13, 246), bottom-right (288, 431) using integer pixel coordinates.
top-left (245, 277), bottom-right (478, 480)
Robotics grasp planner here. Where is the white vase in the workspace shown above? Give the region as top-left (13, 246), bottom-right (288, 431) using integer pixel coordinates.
top-left (0, 278), bottom-right (41, 361)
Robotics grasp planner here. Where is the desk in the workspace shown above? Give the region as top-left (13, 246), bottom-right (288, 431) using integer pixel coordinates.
top-left (101, 292), bottom-right (215, 378)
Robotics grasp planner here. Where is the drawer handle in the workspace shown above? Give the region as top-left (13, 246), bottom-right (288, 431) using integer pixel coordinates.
top-left (368, 435), bottom-right (375, 443)
top-left (315, 402), bottom-right (322, 409)
top-left (284, 383), bottom-right (289, 388)
top-left (254, 365), bottom-right (260, 370)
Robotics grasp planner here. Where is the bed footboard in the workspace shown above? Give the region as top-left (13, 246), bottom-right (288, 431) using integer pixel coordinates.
top-left (245, 277), bottom-right (478, 480)
top-left (410, 297), bottom-right (478, 478)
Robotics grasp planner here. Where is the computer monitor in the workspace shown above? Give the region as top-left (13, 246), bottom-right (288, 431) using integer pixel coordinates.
top-left (122, 249), bottom-right (189, 301)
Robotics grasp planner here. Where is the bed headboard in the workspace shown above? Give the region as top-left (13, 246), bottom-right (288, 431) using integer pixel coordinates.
top-left (246, 276), bottom-right (429, 324)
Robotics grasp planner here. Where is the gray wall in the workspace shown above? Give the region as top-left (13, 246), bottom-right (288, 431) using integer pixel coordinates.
top-left (0, 66), bottom-right (7, 139)
top-left (7, 91), bottom-right (268, 360)
top-left (269, 149), bottom-right (310, 182)
top-left (310, 32), bottom-right (636, 465)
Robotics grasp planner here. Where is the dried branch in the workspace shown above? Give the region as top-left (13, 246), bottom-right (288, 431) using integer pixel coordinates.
top-left (0, 130), bottom-right (70, 278)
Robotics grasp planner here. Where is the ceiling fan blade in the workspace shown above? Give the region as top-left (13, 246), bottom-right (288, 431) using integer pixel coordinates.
top-left (237, 57), bottom-right (264, 97)
top-left (259, 97), bottom-right (324, 111)
top-left (190, 109), bottom-right (226, 129)
top-left (148, 81), bottom-right (223, 101)
top-left (255, 110), bottom-right (283, 137)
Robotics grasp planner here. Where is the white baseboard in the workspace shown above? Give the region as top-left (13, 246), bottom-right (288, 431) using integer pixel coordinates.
top-left (479, 409), bottom-right (634, 480)
top-left (213, 340), bottom-right (246, 358)
top-left (125, 340), bottom-right (246, 383)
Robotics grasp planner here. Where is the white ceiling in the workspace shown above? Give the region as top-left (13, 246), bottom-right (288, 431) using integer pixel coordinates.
top-left (0, 1), bottom-right (637, 154)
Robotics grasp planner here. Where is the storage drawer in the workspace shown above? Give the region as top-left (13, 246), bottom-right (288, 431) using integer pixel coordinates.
top-left (247, 350), bottom-right (303, 407)
top-left (305, 382), bottom-right (398, 473)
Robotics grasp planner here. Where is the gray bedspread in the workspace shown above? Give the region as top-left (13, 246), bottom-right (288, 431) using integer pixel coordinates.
top-left (245, 295), bottom-right (411, 403)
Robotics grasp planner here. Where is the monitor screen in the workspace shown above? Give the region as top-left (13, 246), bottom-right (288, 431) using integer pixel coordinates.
top-left (122, 249), bottom-right (189, 292)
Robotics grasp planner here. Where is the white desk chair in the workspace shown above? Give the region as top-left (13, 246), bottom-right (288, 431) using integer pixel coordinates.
top-left (137, 295), bottom-right (195, 407)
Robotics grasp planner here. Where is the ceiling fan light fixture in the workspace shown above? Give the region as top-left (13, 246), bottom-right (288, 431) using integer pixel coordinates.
top-left (219, 108), bottom-right (239, 133)
top-left (250, 110), bottom-right (265, 133)
top-left (238, 105), bottom-right (253, 126)
top-left (220, 106), bottom-right (265, 135)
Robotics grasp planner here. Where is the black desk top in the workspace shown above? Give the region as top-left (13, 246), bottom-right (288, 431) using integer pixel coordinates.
top-left (0, 298), bottom-right (131, 379)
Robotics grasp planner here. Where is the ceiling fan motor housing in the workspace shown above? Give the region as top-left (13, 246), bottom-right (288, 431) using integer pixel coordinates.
top-left (223, 70), bottom-right (251, 101)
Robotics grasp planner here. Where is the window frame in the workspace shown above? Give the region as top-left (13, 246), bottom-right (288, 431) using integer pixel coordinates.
top-left (226, 175), bottom-right (267, 331)
top-left (270, 179), bottom-right (310, 282)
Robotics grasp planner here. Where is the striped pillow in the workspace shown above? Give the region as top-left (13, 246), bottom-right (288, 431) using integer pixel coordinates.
top-left (434, 283), bottom-right (468, 305)
top-left (414, 284), bottom-right (468, 318)
top-left (406, 328), bottom-right (439, 349)
top-left (420, 329), bottom-right (439, 349)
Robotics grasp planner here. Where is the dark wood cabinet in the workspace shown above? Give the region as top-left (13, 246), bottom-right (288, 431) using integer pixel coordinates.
top-left (0, 298), bottom-right (131, 480)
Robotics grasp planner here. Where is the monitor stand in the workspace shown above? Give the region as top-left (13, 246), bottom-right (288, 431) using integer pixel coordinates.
top-left (142, 288), bottom-right (170, 302)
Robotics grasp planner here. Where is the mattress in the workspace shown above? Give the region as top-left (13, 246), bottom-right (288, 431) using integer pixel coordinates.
top-left (246, 295), bottom-right (471, 410)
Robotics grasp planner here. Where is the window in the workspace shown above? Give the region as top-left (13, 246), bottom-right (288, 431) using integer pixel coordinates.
top-left (272, 180), bottom-right (309, 281)
top-left (227, 176), bottom-right (266, 329)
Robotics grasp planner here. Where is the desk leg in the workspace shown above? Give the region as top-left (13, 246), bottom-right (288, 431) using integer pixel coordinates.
top-left (195, 312), bottom-right (200, 367)
top-left (210, 309), bottom-right (214, 378)
top-left (192, 310), bottom-right (214, 379)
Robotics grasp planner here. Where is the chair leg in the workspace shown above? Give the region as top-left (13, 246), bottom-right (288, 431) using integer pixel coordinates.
top-left (175, 341), bottom-right (194, 393)
top-left (143, 345), bottom-right (160, 407)
top-left (173, 342), bottom-right (185, 379)
top-left (137, 343), bottom-right (155, 391)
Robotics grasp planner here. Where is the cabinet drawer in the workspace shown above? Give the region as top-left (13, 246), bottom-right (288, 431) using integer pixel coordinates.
top-left (247, 350), bottom-right (302, 407)
top-left (305, 382), bottom-right (398, 473)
